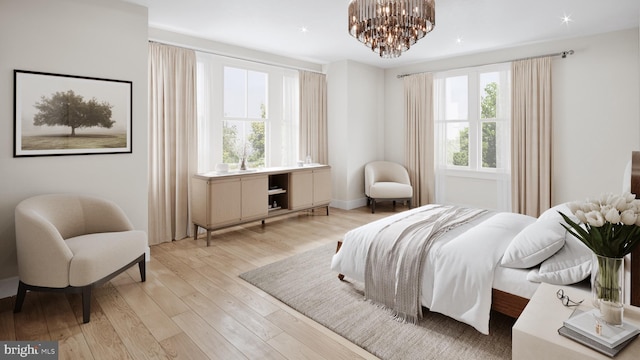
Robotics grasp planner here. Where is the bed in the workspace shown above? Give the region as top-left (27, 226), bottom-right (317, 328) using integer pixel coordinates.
top-left (331, 198), bottom-right (640, 335)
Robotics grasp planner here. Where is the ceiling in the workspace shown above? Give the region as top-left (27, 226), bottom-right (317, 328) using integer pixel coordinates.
top-left (130, 0), bottom-right (640, 69)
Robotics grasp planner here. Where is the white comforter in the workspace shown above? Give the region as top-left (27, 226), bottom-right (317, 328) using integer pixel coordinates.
top-left (330, 205), bottom-right (536, 334)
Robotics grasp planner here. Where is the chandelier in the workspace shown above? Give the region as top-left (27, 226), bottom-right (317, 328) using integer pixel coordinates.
top-left (348, 0), bottom-right (435, 58)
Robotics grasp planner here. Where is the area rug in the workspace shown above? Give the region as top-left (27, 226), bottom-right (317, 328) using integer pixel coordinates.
top-left (240, 243), bottom-right (515, 360)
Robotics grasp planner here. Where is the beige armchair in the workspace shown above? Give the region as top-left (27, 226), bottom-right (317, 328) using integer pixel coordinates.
top-left (14, 194), bottom-right (147, 323)
top-left (364, 161), bottom-right (413, 213)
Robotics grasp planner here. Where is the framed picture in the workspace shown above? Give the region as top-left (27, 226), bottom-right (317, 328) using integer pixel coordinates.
top-left (13, 70), bottom-right (132, 157)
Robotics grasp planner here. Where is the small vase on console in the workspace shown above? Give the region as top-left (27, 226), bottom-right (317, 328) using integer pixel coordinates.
top-left (591, 254), bottom-right (624, 325)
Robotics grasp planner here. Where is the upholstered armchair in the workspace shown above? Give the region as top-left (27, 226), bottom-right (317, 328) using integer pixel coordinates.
top-left (364, 161), bottom-right (413, 213)
top-left (14, 194), bottom-right (147, 323)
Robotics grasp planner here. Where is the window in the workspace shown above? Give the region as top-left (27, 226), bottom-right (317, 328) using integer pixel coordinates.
top-left (222, 67), bottom-right (268, 168)
top-left (434, 63), bottom-right (511, 210)
top-left (196, 53), bottom-right (299, 172)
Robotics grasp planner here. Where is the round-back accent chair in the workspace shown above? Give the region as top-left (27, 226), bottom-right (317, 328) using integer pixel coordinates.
top-left (364, 161), bottom-right (413, 213)
top-left (14, 194), bottom-right (147, 323)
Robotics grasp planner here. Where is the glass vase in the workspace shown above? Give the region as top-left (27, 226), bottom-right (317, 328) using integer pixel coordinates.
top-left (591, 254), bottom-right (624, 325)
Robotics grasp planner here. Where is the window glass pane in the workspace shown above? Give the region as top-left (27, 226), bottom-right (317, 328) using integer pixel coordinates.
top-left (247, 71), bottom-right (268, 119)
top-left (481, 121), bottom-right (496, 168)
top-left (445, 75), bottom-right (467, 120)
top-left (224, 67), bottom-right (247, 118)
top-left (223, 120), bottom-right (265, 169)
top-left (480, 72), bottom-right (499, 119)
top-left (446, 122), bottom-right (469, 166)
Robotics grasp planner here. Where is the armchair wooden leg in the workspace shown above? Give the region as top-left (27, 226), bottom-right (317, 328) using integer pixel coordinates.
top-left (13, 281), bottom-right (27, 313)
top-left (371, 200), bottom-right (376, 213)
top-left (138, 257), bottom-right (146, 282)
top-left (82, 286), bottom-right (91, 323)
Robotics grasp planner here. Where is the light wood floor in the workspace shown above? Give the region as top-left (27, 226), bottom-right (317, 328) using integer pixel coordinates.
top-left (0, 205), bottom-right (407, 359)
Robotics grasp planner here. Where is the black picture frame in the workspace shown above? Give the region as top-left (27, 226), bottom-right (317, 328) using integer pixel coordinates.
top-left (13, 70), bottom-right (132, 157)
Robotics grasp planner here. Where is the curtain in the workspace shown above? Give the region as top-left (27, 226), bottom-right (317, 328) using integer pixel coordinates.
top-left (299, 71), bottom-right (328, 164)
top-left (148, 42), bottom-right (197, 244)
top-left (404, 72), bottom-right (435, 207)
top-left (511, 57), bottom-right (553, 216)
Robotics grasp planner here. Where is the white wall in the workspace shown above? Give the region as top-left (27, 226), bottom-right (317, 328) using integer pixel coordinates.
top-left (0, 0), bottom-right (148, 297)
top-left (149, 27), bottom-right (323, 74)
top-left (327, 60), bottom-right (385, 209)
top-left (384, 28), bottom-right (640, 207)
top-left (327, 61), bottom-right (349, 204)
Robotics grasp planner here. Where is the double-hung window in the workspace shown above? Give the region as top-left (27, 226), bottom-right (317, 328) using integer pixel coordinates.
top-left (434, 63), bottom-right (511, 210)
top-left (196, 53), bottom-right (299, 172)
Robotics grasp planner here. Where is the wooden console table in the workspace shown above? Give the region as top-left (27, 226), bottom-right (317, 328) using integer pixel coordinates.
top-left (191, 164), bottom-right (331, 246)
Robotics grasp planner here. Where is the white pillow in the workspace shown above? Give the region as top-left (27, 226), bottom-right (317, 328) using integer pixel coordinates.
top-left (537, 203), bottom-right (579, 223)
top-left (526, 268), bottom-right (541, 283)
top-left (501, 220), bottom-right (566, 269)
top-left (532, 234), bottom-right (592, 285)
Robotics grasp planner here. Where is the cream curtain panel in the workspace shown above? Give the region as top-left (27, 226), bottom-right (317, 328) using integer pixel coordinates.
top-left (511, 57), bottom-right (553, 217)
top-left (404, 72), bottom-right (435, 207)
top-left (148, 42), bottom-right (197, 245)
top-left (299, 71), bottom-right (328, 164)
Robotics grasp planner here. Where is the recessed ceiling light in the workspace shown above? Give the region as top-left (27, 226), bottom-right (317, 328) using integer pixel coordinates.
top-left (300, 26), bottom-right (309, 33)
top-left (456, 36), bottom-right (463, 44)
top-left (561, 14), bottom-right (573, 25)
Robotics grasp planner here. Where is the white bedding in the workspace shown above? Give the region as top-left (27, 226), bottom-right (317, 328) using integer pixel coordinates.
top-left (330, 205), bottom-right (537, 334)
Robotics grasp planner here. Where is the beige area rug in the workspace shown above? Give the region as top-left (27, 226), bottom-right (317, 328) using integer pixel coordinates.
top-left (240, 243), bottom-right (515, 360)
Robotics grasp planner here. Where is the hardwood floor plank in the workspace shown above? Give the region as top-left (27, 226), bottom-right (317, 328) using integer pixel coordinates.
top-left (172, 310), bottom-right (247, 360)
top-left (14, 293), bottom-right (50, 341)
top-left (139, 276), bottom-right (190, 318)
top-left (96, 291), bottom-right (169, 359)
top-left (67, 296), bottom-right (132, 360)
top-left (266, 332), bottom-right (326, 360)
top-left (266, 309), bottom-right (374, 360)
top-left (40, 292), bottom-right (80, 333)
top-left (183, 268), bottom-right (283, 341)
top-left (39, 292), bottom-right (94, 359)
top-left (54, 327), bottom-right (95, 360)
top-left (181, 292), bottom-right (286, 360)
top-left (115, 283), bottom-right (182, 342)
top-left (159, 332), bottom-right (209, 360)
top-left (0, 306), bottom-right (16, 340)
top-left (144, 256), bottom-right (199, 299)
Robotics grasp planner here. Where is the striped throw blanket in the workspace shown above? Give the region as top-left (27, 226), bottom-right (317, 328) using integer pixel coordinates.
top-left (364, 205), bottom-right (487, 323)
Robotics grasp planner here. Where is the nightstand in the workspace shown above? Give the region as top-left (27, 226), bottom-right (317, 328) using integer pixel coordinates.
top-left (512, 282), bottom-right (640, 359)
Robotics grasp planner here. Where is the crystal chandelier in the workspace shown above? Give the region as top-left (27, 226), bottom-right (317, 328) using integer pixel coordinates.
top-left (348, 0), bottom-right (435, 58)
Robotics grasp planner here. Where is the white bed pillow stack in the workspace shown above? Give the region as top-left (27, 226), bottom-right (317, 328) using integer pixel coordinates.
top-left (500, 203), bottom-right (592, 285)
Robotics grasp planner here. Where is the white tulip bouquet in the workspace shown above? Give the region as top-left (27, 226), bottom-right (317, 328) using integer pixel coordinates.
top-left (559, 192), bottom-right (640, 258)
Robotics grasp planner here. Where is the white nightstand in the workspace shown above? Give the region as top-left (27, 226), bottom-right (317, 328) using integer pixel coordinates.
top-left (513, 282), bottom-right (640, 359)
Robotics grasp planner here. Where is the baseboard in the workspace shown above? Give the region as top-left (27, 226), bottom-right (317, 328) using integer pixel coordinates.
top-left (0, 276), bottom-right (18, 299)
top-left (330, 198), bottom-right (368, 210)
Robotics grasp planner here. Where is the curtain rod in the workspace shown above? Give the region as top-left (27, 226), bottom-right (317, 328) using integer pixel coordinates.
top-left (148, 40), bottom-right (324, 75)
top-left (396, 50), bottom-right (574, 79)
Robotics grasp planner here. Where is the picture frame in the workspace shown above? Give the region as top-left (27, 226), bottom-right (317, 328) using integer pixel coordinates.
top-left (13, 70), bottom-right (132, 157)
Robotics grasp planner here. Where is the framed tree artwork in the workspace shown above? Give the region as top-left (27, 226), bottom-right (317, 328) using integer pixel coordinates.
top-left (13, 70), bottom-right (132, 157)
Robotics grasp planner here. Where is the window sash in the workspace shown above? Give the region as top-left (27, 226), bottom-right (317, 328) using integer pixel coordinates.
top-left (434, 64), bottom-right (511, 174)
